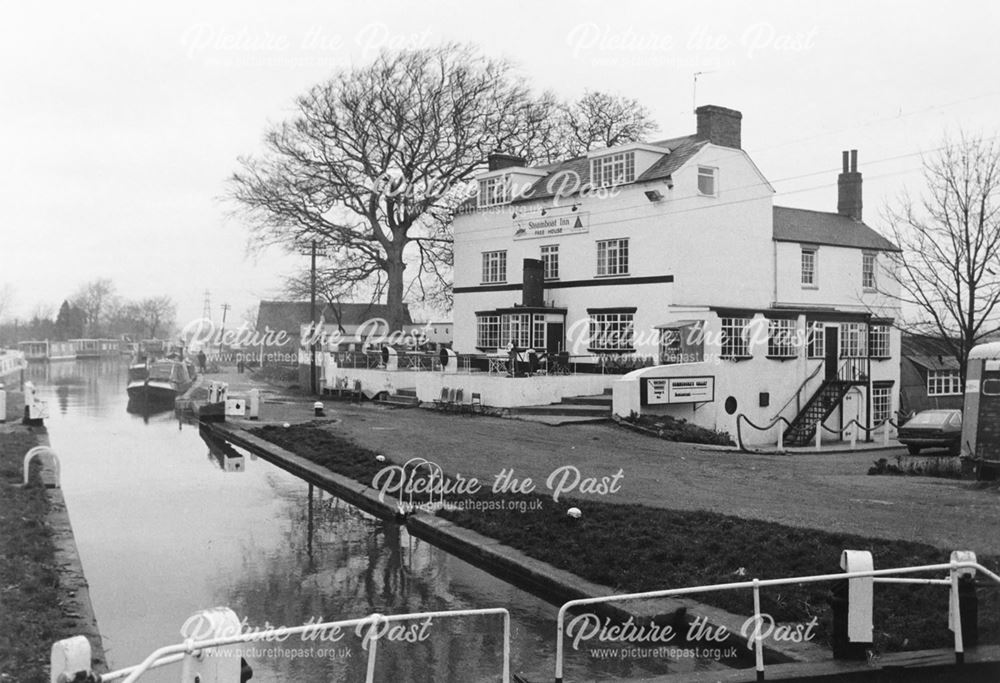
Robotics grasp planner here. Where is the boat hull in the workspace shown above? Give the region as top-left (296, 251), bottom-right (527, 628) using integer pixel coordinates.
top-left (126, 379), bottom-right (191, 405)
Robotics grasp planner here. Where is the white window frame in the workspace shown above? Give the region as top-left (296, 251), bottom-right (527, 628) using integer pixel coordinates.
top-left (872, 386), bottom-right (892, 424)
top-left (588, 312), bottom-right (635, 352)
top-left (927, 369), bottom-right (962, 397)
top-left (697, 166), bottom-right (717, 197)
top-left (477, 175), bottom-right (511, 208)
top-left (868, 324), bottom-right (890, 359)
top-left (481, 250), bottom-right (507, 284)
top-left (720, 317), bottom-right (752, 359)
top-left (767, 319), bottom-right (797, 358)
top-left (476, 315), bottom-right (500, 349)
top-left (541, 244), bottom-right (559, 280)
top-left (807, 323), bottom-right (826, 358)
top-left (596, 238), bottom-right (629, 277)
top-left (591, 152), bottom-right (636, 188)
top-left (801, 247), bottom-right (817, 286)
top-left (862, 251), bottom-right (877, 290)
top-left (839, 322), bottom-right (867, 358)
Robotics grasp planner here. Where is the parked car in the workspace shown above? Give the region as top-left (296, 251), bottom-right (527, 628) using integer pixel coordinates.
top-left (897, 409), bottom-right (963, 455)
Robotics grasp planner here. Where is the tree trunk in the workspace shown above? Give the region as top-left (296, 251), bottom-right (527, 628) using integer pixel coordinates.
top-left (384, 248), bottom-right (407, 332)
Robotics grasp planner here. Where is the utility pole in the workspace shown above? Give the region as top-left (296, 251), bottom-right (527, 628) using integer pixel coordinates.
top-left (219, 303), bottom-right (230, 352)
top-left (310, 240), bottom-right (317, 395)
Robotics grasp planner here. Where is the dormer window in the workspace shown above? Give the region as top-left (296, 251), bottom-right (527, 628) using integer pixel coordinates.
top-left (591, 152), bottom-right (636, 188)
top-left (698, 166), bottom-right (717, 196)
top-left (478, 175), bottom-right (511, 208)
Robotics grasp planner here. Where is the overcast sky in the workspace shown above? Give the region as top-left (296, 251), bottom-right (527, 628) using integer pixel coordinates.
top-left (2, 0), bottom-right (997, 328)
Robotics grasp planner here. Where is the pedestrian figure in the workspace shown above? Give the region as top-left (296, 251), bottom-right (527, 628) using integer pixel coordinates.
top-left (197, 350), bottom-right (207, 374)
top-left (506, 339), bottom-right (519, 377)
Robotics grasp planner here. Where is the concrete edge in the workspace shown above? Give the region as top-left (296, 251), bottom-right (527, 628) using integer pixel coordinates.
top-left (204, 420), bottom-right (831, 666)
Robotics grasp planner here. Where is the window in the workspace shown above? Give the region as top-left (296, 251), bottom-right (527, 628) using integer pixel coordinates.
top-left (541, 244), bottom-right (559, 280)
top-left (478, 175), bottom-right (511, 208)
top-left (698, 166), bottom-right (717, 196)
top-left (476, 315), bottom-right (500, 349)
top-left (720, 317), bottom-right (752, 359)
top-left (589, 312), bottom-right (634, 351)
top-left (481, 250), bottom-right (507, 283)
top-left (597, 239), bottom-right (629, 276)
top-left (767, 319), bottom-right (797, 358)
top-left (839, 322), bottom-right (867, 358)
top-left (927, 370), bottom-right (962, 397)
top-left (862, 252), bottom-right (877, 290)
top-left (801, 247), bottom-right (817, 286)
top-left (591, 152), bottom-right (635, 188)
top-left (872, 386), bottom-right (892, 424)
top-left (807, 323), bottom-right (825, 358)
top-left (481, 313), bottom-right (547, 350)
top-left (868, 325), bottom-right (890, 359)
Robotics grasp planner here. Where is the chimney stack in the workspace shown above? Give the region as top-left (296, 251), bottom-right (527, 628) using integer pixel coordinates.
top-left (522, 259), bottom-right (544, 307)
top-left (488, 153), bottom-right (527, 171)
top-left (695, 105), bottom-right (742, 149)
top-left (837, 149), bottom-right (863, 221)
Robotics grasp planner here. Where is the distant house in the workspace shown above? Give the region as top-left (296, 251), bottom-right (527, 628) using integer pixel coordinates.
top-left (899, 333), bottom-right (963, 415)
top-left (255, 300), bottom-right (414, 366)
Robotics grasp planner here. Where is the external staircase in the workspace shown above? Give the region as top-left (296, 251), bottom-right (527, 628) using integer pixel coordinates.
top-left (782, 358), bottom-right (871, 446)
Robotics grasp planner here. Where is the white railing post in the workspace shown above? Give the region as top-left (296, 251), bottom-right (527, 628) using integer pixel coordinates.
top-left (850, 425), bottom-right (858, 449)
top-left (815, 420), bottom-right (822, 451)
top-left (365, 614), bottom-right (380, 683)
top-left (776, 426), bottom-right (784, 452)
top-left (883, 421), bottom-right (890, 447)
top-left (752, 578), bottom-right (765, 681)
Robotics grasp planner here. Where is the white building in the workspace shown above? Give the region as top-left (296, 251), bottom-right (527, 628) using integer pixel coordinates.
top-left (452, 105), bottom-right (901, 445)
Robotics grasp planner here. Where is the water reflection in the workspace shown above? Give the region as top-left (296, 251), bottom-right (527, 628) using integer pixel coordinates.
top-left (32, 360), bottom-right (723, 682)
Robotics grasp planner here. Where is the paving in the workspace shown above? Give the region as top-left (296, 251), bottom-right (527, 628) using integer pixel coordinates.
top-left (230, 382), bottom-right (1000, 557)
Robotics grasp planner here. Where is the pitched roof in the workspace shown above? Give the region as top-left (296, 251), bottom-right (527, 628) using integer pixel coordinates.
top-left (510, 135), bottom-right (706, 204)
top-left (257, 301), bottom-right (412, 335)
top-left (772, 206), bottom-right (900, 252)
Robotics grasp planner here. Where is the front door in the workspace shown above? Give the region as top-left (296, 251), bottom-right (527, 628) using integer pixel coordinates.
top-left (546, 323), bottom-right (564, 355)
top-left (825, 326), bottom-right (839, 381)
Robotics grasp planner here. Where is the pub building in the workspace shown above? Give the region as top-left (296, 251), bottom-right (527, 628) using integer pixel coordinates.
top-left (452, 106), bottom-right (902, 445)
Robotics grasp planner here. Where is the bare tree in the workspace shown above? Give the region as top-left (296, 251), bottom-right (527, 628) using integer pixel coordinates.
top-left (137, 296), bottom-right (176, 339)
top-left (229, 44), bottom-right (553, 331)
top-left (72, 278), bottom-right (115, 337)
top-left (558, 91), bottom-right (658, 157)
top-left (0, 283), bottom-right (14, 323)
top-left (884, 133), bottom-right (1000, 380)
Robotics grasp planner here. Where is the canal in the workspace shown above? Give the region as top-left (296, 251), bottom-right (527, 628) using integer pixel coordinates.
top-left (30, 360), bottom-right (722, 682)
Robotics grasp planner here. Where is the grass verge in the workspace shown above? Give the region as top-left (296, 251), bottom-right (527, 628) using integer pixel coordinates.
top-left (253, 422), bottom-right (999, 654)
top-left (0, 429), bottom-right (65, 683)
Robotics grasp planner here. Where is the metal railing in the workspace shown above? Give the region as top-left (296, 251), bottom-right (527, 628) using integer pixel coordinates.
top-left (553, 559), bottom-right (1000, 682)
top-left (737, 414), bottom-right (898, 452)
top-left (82, 608), bottom-right (510, 683)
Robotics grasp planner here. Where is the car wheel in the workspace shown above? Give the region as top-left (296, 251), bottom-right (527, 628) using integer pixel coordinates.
top-left (907, 444), bottom-right (921, 455)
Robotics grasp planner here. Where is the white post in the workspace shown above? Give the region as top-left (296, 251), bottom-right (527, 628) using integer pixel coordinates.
top-left (0, 389), bottom-right (6, 423)
top-left (50, 635), bottom-right (92, 683)
top-left (815, 420), bottom-right (822, 451)
top-left (850, 426), bottom-right (857, 449)
top-left (178, 608), bottom-right (242, 682)
top-left (248, 388), bottom-right (260, 420)
top-left (777, 426), bottom-right (784, 452)
top-left (883, 422), bottom-right (890, 447)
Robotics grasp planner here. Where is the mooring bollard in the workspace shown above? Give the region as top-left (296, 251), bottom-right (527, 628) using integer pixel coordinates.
top-left (0, 388), bottom-right (6, 423)
top-left (830, 549), bottom-right (873, 660)
top-left (50, 635), bottom-right (92, 683)
top-left (314, 401), bottom-right (325, 417)
top-left (23, 446), bottom-right (60, 488)
top-left (22, 381), bottom-right (48, 426)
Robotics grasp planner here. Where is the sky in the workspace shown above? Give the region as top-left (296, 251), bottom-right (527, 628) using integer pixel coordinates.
top-left (2, 0), bottom-right (998, 330)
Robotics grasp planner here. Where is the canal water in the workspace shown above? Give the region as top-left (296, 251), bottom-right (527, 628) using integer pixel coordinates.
top-left (30, 360), bottom-right (725, 682)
